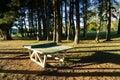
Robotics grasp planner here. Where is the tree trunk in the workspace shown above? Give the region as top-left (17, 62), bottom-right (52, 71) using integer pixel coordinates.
top-left (60, 0), bottom-right (63, 40)
top-left (53, 0), bottom-right (56, 42)
top-left (95, 24), bottom-right (101, 42)
top-left (95, 0), bottom-right (103, 42)
top-left (1, 25), bottom-right (12, 40)
top-left (67, 21), bottom-right (70, 40)
top-left (83, 0), bottom-right (87, 39)
top-left (56, 0), bottom-right (61, 43)
top-left (71, 0), bottom-right (75, 39)
top-left (23, 17), bottom-right (27, 37)
top-left (106, 0), bottom-right (111, 41)
top-left (28, 9), bottom-right (34, 37)
top-left (65, 0), bottom-right (68, 38)
top-left (0, 30), bottom-right (3, 37)
top-left (46, 0), bottom-right (51, 41)
top-left (83, 18), bottom-right (87, 39)
top-left (42, 0), bottom-right (47, 40)
top-left (74, 0), bottom-right (80, 44)
top-left (67, 0), bottom-right (72, 41)
top-left (117, 4), bottom-right (120, 34)
top-left (36, 0), bottom-right (41, 41)
top-left (118, 19), bottom-right (120, 34)
top-left (68, 0), bottom-right (75, 40)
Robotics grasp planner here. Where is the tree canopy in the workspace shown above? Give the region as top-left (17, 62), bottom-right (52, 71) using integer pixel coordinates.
top-left (0, 0), bottom-right (120, 44)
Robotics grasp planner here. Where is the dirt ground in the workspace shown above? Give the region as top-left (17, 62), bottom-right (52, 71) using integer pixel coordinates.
top-left (0, 40), bottom-right (120, 80)
top-left (0, 51), bottom-right (120, 80)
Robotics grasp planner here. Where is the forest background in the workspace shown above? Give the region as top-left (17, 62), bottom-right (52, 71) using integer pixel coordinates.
top-left (0, 0), bottom-right (120, 44)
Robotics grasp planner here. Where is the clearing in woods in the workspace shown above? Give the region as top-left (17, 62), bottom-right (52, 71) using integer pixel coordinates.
top-left (0, 39), bottom-right (120, 80)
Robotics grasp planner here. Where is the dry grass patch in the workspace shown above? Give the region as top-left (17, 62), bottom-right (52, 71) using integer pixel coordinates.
top-left (0, 39), bottom-right (120, 79)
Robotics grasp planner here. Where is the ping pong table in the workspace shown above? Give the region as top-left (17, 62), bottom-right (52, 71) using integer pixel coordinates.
top-left (23, 42), bottom-right (73, 68)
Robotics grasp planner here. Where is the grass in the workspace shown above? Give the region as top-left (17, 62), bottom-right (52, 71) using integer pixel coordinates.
top-left (0, 31), bottom-right (120, 79)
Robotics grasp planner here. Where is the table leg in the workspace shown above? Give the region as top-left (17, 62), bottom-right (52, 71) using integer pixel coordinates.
top-left (30, 51), bottom-right (47, 68)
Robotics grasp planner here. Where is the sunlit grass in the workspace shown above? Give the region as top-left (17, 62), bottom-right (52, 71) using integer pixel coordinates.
top-left (0, 32), bottom-right (120, 80)
top-left (0, 31), bottom-right (120, 60)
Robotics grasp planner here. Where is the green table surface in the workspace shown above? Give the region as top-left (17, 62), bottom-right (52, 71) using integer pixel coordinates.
top-left (29, 46), bottom-right (73, 54)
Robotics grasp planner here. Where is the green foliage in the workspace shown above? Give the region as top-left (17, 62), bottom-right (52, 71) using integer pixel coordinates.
top-left (0, 11), bottom-right (17, 24)
top-left (101, 20), bottom-right (118, 31)
top-left (0, 0), bottom-right (21, 29)
top-left (111, 20), bottom-right (118, 31)
top-left (9, 0), bottom-right (20, 10)
top-left (0, 0), bottom-right (11, 13)
top-left (100, 22), bottom-right (106, 31)
top-left (87, 22), bottom-right (98, 31)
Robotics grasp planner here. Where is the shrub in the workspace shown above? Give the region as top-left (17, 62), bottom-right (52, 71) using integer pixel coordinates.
top-left (87, 22), bottom-right (98, 31)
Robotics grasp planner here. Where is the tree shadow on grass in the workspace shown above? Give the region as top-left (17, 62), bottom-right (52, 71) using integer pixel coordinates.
top-left (0, 67), bottom-right (120, 77)
top-left (38, 51), bottom-right (120, 77)
top-left (66, 51), bottom-right (120, 66)
top-left (0, 51), bottom-right (29, 60)
top-left (79, 51), bottom-right (120, 65)
top-left (68, 48), bottom-right (120, 54)
top-left (0, 52), bottom-right (28, 54)
top-left (0, 68), bottom-right (120, 77)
